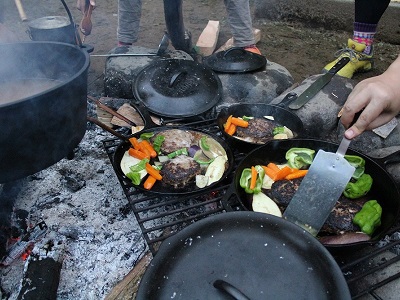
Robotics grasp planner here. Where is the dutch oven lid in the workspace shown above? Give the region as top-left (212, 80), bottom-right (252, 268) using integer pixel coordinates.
top-left (136, 211), bottom-right (351, 299)
top-left (28, 16), bottom-right (71, 29)
top-left (202, 47), bottom-right (267, 73)
top-left (133, 59), bottom-right (222, 118)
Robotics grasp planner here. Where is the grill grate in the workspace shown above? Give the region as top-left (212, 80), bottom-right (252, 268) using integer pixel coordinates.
top-left (103, 118), bottom-right (400, 299)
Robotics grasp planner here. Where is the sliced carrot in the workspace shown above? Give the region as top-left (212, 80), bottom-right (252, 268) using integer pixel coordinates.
top-left (266, 162), bottom-right (281, 173)
top-left (273, 166), bottom-right (293, 181)
top-left (128, 137), bottom-right (141, 150)
top-left (140, 140), bottom-right (157, 158)
top-left (262, 165), bottom-right (278, 180)
top-left (285, 169), bottom-right (308, 180)
top-left (128, 148), bottom-right (150, 160)
top-left (143, 175), bottom-right (157, 190)
top-left (231, 117), bottom-right (249, 128)
top-left (224, 115), bottom-right (233, 130)
top-left (138, 142), bottom-right (151, 157)
top-left (145, 163), bottom-right (162, 181)
top-left (250, 166), bottom-right (258, 190)
top-left (225, 123), bottom-right (237, 135)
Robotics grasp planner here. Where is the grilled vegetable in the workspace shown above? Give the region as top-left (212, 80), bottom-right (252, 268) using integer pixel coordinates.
top-left (344, 154), bottom-right (365, 179)
top-left (343, 173), bottom-right (373, 199)
top-left (353, 200), bottom-right (382, 235)
top-left (252, 192), bottom-right (282, 217)
top-left (204, 156), bottom-right (227, 185)
top-left (167, 147), bottom-right (188, 159)
top-left (285, 148), bottom-right (315, 169)
top-left (240, 165), bottom-right (265, 194)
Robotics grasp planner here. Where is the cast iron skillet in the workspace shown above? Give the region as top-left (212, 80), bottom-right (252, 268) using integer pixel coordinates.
top-left (223, 138), bottom-right (400, 251)
top-left (216, 92), bottom-right (305, 152)
top-left (136, 211), bottom-right (351, 300)
top-left (132, 59), bottom-right (222, 118)
top-left (111, 103), bottom-right (234, 195)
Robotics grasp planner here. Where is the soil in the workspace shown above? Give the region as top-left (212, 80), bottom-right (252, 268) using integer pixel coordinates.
top-left (2, 0), bottom-right (400, 96)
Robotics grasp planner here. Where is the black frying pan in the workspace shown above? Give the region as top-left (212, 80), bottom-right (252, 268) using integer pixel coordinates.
top-left (216, 92), bottom-right (305, 152)
top-left (223, 138), bottom-right (400, 251)
top-left (110, 103), bottom-right (234, 195)
top-left (136, 211), bottom-right (351, 299)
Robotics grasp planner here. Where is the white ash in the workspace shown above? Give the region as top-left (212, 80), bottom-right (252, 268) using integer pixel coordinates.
top-left (0, 127), bottom-right (147, 299)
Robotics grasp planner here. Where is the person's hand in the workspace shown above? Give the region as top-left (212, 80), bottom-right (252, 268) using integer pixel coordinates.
top-left (76, 0), bottom-right (96, 14)
top-left (340, 55), bottom-right (400, 139)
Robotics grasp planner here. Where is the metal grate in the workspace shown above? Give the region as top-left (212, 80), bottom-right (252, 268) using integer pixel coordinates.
top-left (103, 118), bottom-right (400, 299)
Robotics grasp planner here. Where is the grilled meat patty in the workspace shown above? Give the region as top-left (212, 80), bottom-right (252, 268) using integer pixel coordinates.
top-left (236, 118), bottom-right (277, 143)
top-left (265, 178), bottom-right (368, 235)
top-left (161, 155), bottom-right (201, 189)
top-left (154, 129), bottom-right (194, 154)
top-left (265, 178), bottom-right (303, 207)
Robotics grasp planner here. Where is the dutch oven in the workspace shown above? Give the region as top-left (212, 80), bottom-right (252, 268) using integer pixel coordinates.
top-left (223, 138), bottom-right (400, 251)
top-left (217, 92), bottom-right (305, 152)
top-left (0, 42), bottom-right (89, 183)
top-left (132, 59), bottom-right (222, 118)
top-left (136, 211), bottom-right (351, 299)
top-left (27, 16), bottom-right (76, 45)
top-left (202, 47), bottom-right (266, 73)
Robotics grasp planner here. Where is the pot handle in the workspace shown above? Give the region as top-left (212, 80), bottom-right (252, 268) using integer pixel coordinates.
top-left (223, 47), bottom-right (247, 59)
top-left (273, 92), bottom-right (298, 109)
top-left (128, 101), bottom-right (160, 130)
top-left (169, 71), bottom-right (187, 87)
top-left (213, 279), bottom-right (250, 300)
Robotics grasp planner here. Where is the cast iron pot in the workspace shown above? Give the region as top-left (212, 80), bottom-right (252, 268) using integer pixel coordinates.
top-left (136, 211), bottom-right (351, 299)
top-left (223, 138), bottom-right (400, 251)
top-left (217, 92), bottom-right (305, 153)
top-left (110, 104), bottom-right (234, 195)
top-left (0, 42), bottom-right (89, 183)
top-left (27, 16), bottom-right (76, 45)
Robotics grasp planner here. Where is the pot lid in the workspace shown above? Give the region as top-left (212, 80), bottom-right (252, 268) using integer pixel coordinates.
top-left (136, 211), bottom-right (351, 299)
top-left (202, 47), bottom-right (267, 73)
top-left (28, 16), bottom-right (71, 29)
top-left (133, 59), bottom-right (222, 118)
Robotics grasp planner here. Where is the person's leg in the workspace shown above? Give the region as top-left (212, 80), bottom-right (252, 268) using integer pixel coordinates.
top-left (117, 0), bottom-right (142, 46)
top-left (223, 0), bottom-right (261, 54)
top-left (323, 0), bottom-right (390, 78)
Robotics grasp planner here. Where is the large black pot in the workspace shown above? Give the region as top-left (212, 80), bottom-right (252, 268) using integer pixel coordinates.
top-left (0, 42), bottom-right (89, 183)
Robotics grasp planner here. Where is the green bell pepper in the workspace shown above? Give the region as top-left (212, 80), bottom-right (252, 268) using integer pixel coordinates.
top-left (272, 126), bottom-right (285, 136)
top-left (343, 173), bottom-right (373, 199)
top-left (285, 148), bottom-right (315, 169)
top-left (126, 159), bottom-right (149, 185)
top-left (239, 165), bottom-right (265, 194)
top-left (344, 154), bottom-right (366, 179)
top-left (152, 135), bottom-right (165, 154)
top-left (353, 200), bottom-right (382, 235)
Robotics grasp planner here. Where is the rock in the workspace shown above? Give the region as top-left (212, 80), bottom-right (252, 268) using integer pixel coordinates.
top-left (104, 46), bottom-right (294, 112)
top-left (271, 74), bottom-right (354, 139)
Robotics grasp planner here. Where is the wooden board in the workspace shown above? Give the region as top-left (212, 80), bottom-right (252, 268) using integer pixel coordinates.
top-left (195, 20), bottom-right (220, 56)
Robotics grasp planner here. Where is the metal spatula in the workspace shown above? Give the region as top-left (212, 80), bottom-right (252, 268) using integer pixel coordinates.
top-left (283, 137), bottom-right (355, 236)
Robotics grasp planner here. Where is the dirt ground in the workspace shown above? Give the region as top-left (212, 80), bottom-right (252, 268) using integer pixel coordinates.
top-left (2, 0), bottom-right (399, 96)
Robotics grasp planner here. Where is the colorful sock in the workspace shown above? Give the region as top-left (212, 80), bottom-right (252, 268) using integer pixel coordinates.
top-left (353, 22), bottom-right (378, 55)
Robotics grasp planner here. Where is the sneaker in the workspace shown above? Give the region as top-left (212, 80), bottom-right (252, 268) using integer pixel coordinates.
top-left (118, 41), bottom-right (132, 47)
top-left (243, 44), bottom-right (262, 55)
top-left (322, 39), bottom-right (373, 79)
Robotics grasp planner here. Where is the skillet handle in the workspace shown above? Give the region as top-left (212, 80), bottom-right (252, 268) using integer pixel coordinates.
top-left (213, 279), bottom-right (250, 300)
top-left (220, 184), bottom-right (236, 212)
top-left (128, 101), bottom-right (160, 130)
top-left (369, 149), bottom-right (400, 168)
top-left (274, 92), bottom-right (298, 109)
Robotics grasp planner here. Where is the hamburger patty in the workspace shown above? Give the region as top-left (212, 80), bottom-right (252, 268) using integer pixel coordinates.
top-left (161, 155), bottom-right (201, 189)
top-left (265, 177), bottom-right (368, 234)
top-left (236, 118), bottom-right (277, 143)
top-left (154, 129), bottom-right (194, 154)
